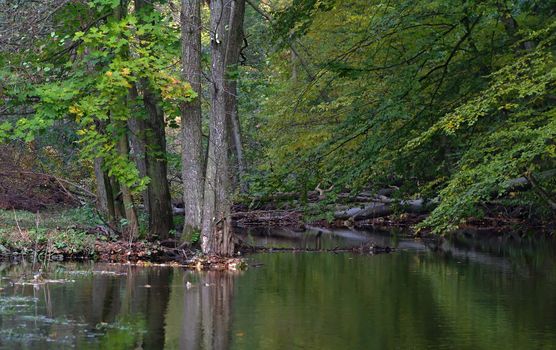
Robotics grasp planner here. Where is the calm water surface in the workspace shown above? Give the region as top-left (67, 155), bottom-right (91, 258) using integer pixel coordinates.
top-left (1, 229), bottom-right (556, 349)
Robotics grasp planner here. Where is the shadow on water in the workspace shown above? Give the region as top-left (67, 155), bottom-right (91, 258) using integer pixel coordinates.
top-left (0, 228), bottom-right (555, 349)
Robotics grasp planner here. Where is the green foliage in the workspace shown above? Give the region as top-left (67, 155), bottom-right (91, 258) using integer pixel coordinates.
top-left (1, 1), bottom-right (195, 193)
top-left (243, 0), bottom-right (556, 232)
top-left (2, 0), bottom-right (555, 234)
top-left (189, 229), bottom-right (201, 244)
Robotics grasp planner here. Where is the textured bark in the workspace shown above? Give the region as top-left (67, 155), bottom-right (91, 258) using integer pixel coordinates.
top-left (128, 84), bottom-right (150, 215)
top-left (110, 177), bottom-right (126, 220)
top-left (94, 157), bottom-right (116, 226)
top-left (201, 0), bottom-right (235, 256)
top-left (135, 0), bottom-right (173, 240)
top-left (117, 132), bottom-right (139, 239)
top-left (334, 199), bottom-right (426, 220)
top-left (143, 86), bottom-right (173, 239)
top-left (226, 79), bottom-right (248, 193)
top-left (94, 158), bottom-right (108, 214)
top-left (180, 0), bottom-right (204, 240)
top-left (224, 0), bottom-right (247, 193)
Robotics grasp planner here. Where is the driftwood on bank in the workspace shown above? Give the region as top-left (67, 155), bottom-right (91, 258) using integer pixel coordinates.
top-left (223, 193), bottom-right (432, 229)
top-left (172, 170), bottom-right (556, 229)
top-left (333, 199), bottom-right (427, 220)
top-left (232, 209), bottom-right (303, 227)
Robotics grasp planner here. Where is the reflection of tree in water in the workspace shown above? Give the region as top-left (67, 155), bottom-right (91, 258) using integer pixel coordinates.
top-left (84, 265), bottom-right (172, 349)
top-left (179, 271), bottom-right (237, 350)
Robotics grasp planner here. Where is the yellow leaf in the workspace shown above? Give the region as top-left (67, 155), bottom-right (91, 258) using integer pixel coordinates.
top-left (69, 105), bottom-right (84, 118)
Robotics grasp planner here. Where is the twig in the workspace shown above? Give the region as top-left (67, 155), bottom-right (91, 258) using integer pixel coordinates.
top-left (13, 209), bottom-right (24, 238)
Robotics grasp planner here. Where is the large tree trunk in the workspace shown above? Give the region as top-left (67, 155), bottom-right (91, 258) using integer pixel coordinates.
top-left (128, 84), bottom-right (150, 216)
top-left (226, 79), bottom-right (247, 193)
top-left (142, 86), bottom-right (173, 239)
top-left (201, 0), bottom-right (236, 256)
top-left (110, 176), bottom-right (126, 221)
top-left (224, 0), bottom-right (247, 193)
top-left (135, 0), bottom-right (173, 240)
top-left (117, 131), bottom-right (139, 239)
top-left (180, 0), bottom-right (204, 240)
top-left (94, 157), bottom-right (116, 227)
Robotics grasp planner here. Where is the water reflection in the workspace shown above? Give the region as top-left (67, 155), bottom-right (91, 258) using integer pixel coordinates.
top-left (165, 271), bottom-right (237, 349)
top-left (0, 231), bottom-right (555, 349)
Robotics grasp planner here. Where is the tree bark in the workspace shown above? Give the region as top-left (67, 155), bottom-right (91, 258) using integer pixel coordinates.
top-left (110, 176), bottom-right (126, 221)
top-left (334, 199), bottom-right (426, 220)
top-left (142, 85), bottom-right (173, 239)
top-left (117, 131), bottom-right (139, 239)
top-left (94, 157), bottom-right (116, 227)
top-left (181, 0), bottom-right (204, 240)
top-left (201, 0), bottom-right (235, 256)
top-left (223, 0), bottom-right (247, 193)
top-left (128, 84), bottom-right (150, 216)
top-left (135, 0), bottom-right (174, 240)
top-left (226, 79), bottom-right (248, 193)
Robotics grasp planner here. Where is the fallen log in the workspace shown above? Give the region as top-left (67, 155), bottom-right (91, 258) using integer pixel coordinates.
top-left (505, 169), bottom-right (556, 190)
top-left (232, 209), bottom-right (303, 227)
top-left (334, 199), bottom-right (428, 220)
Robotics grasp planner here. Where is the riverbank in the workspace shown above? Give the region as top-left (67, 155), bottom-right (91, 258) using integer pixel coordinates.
top-left (0, 206), bottom-right (395, 266)
top-left (0, 205), bottom-right (552, 267)
top-left (0, 208), bottom-right (243, 269)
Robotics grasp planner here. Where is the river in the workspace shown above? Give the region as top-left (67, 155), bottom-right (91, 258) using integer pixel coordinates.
top-left (0, 228), bottom-right (555, 349)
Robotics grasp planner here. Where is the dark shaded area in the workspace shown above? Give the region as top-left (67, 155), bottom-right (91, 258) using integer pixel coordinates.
top-left (0, 148), bottom-right (76, 211)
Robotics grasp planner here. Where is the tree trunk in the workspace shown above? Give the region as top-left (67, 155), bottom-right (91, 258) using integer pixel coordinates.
top-left (128, 84), bottom-right (150, 216)
top-left (224, 0), bottom-right (247, 193)
top-left (180, 0), bottom-right (204, 240)
top-left (135, 0), bottom-right (174, 240)
top-left (226, 79), bottom-right (248, 193)
top-left (117, 131), bottom-right (139, 239)
top-left (110, 177), bottom-right (126, 221)
top-left (201, 0), bottom-right (235, 256)
top-left (94, 157), bottom-right (116, 227)
top-left (143, 86), bottom-right (173, 239)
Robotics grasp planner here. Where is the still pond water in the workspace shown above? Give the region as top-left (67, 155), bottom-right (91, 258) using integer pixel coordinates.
top-left (1, 228), bottom-right (556, 349)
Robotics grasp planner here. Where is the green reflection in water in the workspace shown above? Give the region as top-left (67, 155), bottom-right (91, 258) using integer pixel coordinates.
top-left (0, 240), bottom-right (555, 350)
top-left (228, 252), bottom-right (556, 350)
